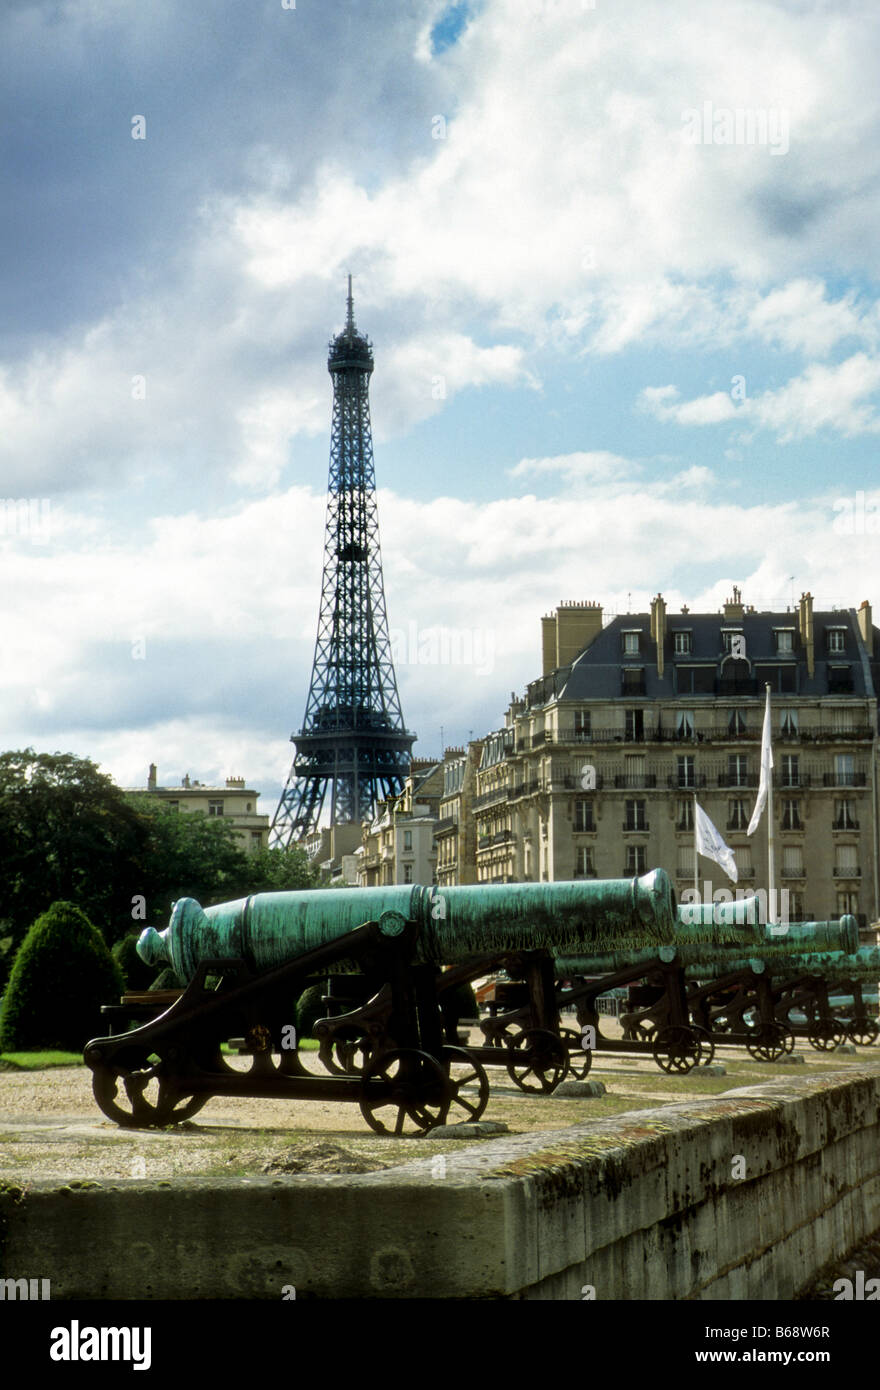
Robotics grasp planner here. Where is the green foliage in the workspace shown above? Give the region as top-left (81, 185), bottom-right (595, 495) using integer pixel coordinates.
top-left (0, 901), bottom-right (125, 1052)
top-left (449, 981), bottom-right (479, 1022)
top-left (295, 984), bottom-right (329, 1039)
top-left (126, 795), bottom-right (251, 925)
top-left (110, 933), bottom-right (156, 991)
top-left (237, 844), bottom-right (321, 895)
top-left (0, 750), bottom-right (146, 952)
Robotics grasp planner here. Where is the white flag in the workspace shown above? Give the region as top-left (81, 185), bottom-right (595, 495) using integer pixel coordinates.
top-left (747, 686), bottom-right (773, 836)
top-left (694, 801), bottom-right (739, 882)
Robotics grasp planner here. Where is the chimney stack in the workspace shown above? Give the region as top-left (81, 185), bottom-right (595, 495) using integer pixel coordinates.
top-left (857, 599), bottom-right (873, 656)
top-left (147, 763), bottom-right (157, 791)
top-left (798, 592), bottom-right (815, 678)
top-left (650, 593), bottom-right (667, 678)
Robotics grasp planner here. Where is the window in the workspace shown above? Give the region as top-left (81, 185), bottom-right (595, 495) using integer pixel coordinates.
top-left (788, 891), bottom-right (804, 921)
top-left (624, 754), bottom-right (646, 787)
top-left (251, 830), bottom-right (262, 843)
top-left (677, 755), bottom-right (695, 788)
top-left (781, 799), bottom-right (801, 830)
top-left (677, 666), bottom-right (716, 694)
top-left (166, 800), bottom-right (179, 812)
top-left (781, 755), bottom-right (799, 787)
top-left (827, 628), bottom-right (846, 653)
top-left (625, 845), bottom-right (647, 876)
top-left (834, 798), bottom-right (858, 830)
top-left (623, 631), bottom-right (640, 655)
top-left (728, 799), bottom-right (748, 830)
top-left (779, 709), bottom-right (798, 738)
top-left (834, 753), bottom-right (855, 785)
top-left (624, 799), bottom-right (647, 831)
top-left (728, 709), bottom-right (747, 736)
top-left (403, 830), bottom-right (413, 851)
top-left (722, 630), bottom-right (744, 654)
top-left (775, 629), bottom-right (794, 654)
top-left (208, 800), bottom-right (224, 816)
top-left (622, 668), bottom-right (646, 694)
top-left (574, 709), bottom-right (591, 736)
top-left (403, 864), bottom-right (413, 883)
top-left (835, 844), bottom-right (859, 877)
top-left (576, 846), bottom-right (595, 877)
top-left (735, 847), bottom-right (753, 879)
top-left (837, 891), bottom-right (859, 916)
top-left (676, 710), bottom-right (695, 740)
top-left (677, 799), bottom-right (694, 831)
top-left (781, 846), bottom-right (804, 878)
top-left (625, 709), bottom-right (645, 741)
top-left (829, 665), bottom-right (853, 692)
top-left (674, 631), bottom-right (692, 655)
top-left (677, 851), bottom-right (695, 879)
top-left (574, 800), bottom-right (594, 832)
top-left (832, 707), bottom-right (854, 734)
top-left (727, 754), bottom-right (748, 787)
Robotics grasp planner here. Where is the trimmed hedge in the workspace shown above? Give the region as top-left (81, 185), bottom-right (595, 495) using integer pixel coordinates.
top-left (110, 933), bottom-right (156, 992)
top-left (0, 901), bottom-right (125, 1052)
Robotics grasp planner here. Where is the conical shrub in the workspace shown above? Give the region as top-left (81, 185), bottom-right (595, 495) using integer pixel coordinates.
top-left (0, 901), bottom-right (125, 1052)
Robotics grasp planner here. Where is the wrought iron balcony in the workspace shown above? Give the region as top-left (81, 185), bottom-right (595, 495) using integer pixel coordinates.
top-left (613, 773), bottom-right (657, 789)
top-left (622, 821), bottom-right (650, 833)
top-left (823, 772), bottom-right (867, 787)
top-left (833, 865), bottom-right (861, 877)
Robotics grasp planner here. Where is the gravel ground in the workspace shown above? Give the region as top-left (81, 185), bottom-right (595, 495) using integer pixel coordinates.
top-left (2, 1031), bottom-right (877, 1183)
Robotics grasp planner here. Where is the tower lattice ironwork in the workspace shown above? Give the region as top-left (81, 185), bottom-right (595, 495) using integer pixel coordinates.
top-left (271, 279), bottom-right (415, 845)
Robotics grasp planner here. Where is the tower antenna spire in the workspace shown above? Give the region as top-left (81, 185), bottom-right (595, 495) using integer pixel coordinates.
top-left (346, 273), bottom-right (355, 333)
top-left (271, 283), bottom-right (415, 845)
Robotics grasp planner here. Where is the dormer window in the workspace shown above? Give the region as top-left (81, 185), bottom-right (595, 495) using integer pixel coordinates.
top-left (622, 630), bottom-right (640, 655)
top-left (673, 630), bottom-right (692, 655)
top-left (827, 628), bottom-right (846, 653)
top-left (774, 629), bottom-right (795, 654)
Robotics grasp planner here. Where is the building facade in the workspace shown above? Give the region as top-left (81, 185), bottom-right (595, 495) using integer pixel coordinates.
top-left (431, 591), bottom-right (880, 936)
top-left (128, 764), bottom-right (270, 855)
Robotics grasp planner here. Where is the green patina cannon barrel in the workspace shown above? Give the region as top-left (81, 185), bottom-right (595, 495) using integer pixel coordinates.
top-left (137, 870), bottom-right (676, 982)
top-left (677, 897), bottom-right (762, 928)
top-left (555, 916), bottom-right (860, 976)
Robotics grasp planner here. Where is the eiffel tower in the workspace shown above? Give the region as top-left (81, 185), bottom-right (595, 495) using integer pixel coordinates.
top-left (271, 279), bottom-right (415, 845)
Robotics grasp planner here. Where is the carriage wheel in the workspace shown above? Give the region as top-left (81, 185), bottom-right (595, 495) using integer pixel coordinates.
top-left (652, 1025), bottom-right (700, 1074)
top-left (439, 1046), bottom-right (490, 1124)
top-left (745, 1022), bottom-right (787, 1063)
top-left (505, 1028), bottom-right (569, 1093)
top-left (559, 1026), bottom-right (593, 1079)
top-left (87, 1046), bottom-right (209, 1128)
top-left (359, 1049), bottom-right (448, 1136)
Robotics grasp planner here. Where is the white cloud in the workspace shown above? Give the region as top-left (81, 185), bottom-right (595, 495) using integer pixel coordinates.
top-left (641, 353), bottom-right (880, 440)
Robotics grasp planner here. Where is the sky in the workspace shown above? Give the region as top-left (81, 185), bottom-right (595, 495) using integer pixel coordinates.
top-left (1, 0), bottom-right (879, 821)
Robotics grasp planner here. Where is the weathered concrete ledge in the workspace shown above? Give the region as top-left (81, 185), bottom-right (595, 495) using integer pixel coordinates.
top-left (2, 1065), bottom-right (880, 1299)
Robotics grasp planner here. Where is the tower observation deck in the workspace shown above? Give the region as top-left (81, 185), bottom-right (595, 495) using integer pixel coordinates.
top-left (271, 279), bottom-right (415, 845)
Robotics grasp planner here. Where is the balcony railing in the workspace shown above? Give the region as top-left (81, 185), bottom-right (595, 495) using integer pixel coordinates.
top-left (509, 779), bottom-right (543, 798)
top-left (492, 829), bottom-right (515, 845)
top-left (832, 819), bottom-right (860, 830)
top-left (433, 817), bottom-right (458, 836)
top-left (472, 786), bottom-right (510, 810)
top-left (613, 774), bottom-right (657, 789)
top-left (823, 772), bottom-right (867, 787)
top-left (833, 865), bottom-right (861, 877)
top-left (622, 821), bottom-right (650, 833)
top-left (667, 774), bottom-right (707, 789)
top-left (779, 774), bottom-right (811, 788)
top-left (717, 773), bottom-right (758, 788)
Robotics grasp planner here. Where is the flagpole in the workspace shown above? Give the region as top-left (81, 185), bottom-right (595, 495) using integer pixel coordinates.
top-left (693, 791), bottom-right (698, 901)
top-left (765, 682), bottom-right (775, 924)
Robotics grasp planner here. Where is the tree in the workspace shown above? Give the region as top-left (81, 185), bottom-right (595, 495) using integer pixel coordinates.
top-left (234, 844), bottom-right (320, 896)
top-left (0, 750), bottom-right (146, 953)
top-left (0, 901), bottom-right (125, 1052)
top-left (125, 795), bottom-right (251, 926)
